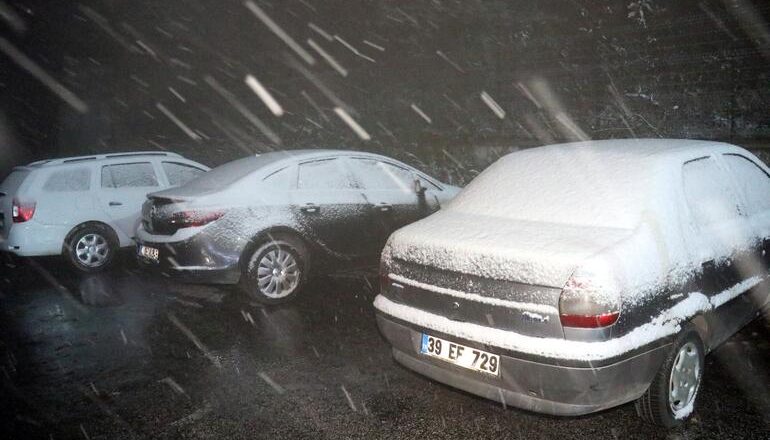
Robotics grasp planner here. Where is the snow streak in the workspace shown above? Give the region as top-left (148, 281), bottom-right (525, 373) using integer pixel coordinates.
top-left (481, 91), bottom-right (505, 119)
top-left (244, 74), bottom-right (284, 116)
top-left (307, 38), bottom-right (348, 77)
top-left (410, 103), bottom-right (432, 124)
top-left (155, 102), bottom-right (201, 141)
top-left (243, 0), bottom-right (315, 65)
top-left (0, 37), bottom-right (88, 113)
top-left (334, 107), bottom-right (371, 140)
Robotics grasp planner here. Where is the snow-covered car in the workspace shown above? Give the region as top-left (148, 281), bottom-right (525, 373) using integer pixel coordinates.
top-left (0, 152), bottom-right (209, 271)
top-left (375, 139), bottom-right (770, 427)
top-left (135, 150), bottom-right (460, 303)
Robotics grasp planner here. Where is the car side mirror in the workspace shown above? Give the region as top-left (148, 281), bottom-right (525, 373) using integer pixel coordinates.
top-left (413, 176), bottom-right (427, 195)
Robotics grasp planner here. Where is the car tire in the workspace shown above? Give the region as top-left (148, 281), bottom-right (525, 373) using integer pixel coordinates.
top-left (635, 326), bottom-right (705, 427)
top-left (64, 223), bottom-right (118, 273)
top-left (240, 234), bottom-right (307, 304)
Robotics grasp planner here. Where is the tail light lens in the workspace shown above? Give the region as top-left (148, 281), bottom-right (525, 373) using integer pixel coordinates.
top-left (559, 275), bottom-right (620, 328)
top-left (168, 210), bottom-right (224, 229)
top-left (12, 198), bottom-right (36, 223)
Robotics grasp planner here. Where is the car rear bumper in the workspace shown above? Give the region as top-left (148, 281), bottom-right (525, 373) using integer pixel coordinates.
top-left (375, 312), bottom-right (670, 416)
top-left (135, 236), bottom-right (241, 284)
top-left (1, 221), bottom-right (69, 256)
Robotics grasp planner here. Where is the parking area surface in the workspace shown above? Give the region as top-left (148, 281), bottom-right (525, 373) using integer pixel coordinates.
top-left (1, 253), bottom-right (769, 439)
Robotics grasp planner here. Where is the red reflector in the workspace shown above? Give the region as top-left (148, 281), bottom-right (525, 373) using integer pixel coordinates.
top-left (560, 311), bottom-right (619, 328)
top-left (12, 198), bottom-right (36, 223)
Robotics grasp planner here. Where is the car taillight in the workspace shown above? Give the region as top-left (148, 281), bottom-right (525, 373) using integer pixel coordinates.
top-left (12, 198), bottom-right (36, 223)
top-left (559, 275), bottom-right (620, 329)
top-left (168, 210), bottom-right (224, 229)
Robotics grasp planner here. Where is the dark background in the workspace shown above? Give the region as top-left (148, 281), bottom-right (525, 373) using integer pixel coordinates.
top-left (2, 0), bottom-right (770, 182)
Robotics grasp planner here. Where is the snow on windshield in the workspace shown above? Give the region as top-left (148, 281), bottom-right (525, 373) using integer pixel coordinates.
top-left (448, 144), bottom-right (658, 229)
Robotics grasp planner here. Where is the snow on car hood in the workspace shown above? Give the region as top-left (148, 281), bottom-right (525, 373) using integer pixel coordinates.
top-left (383, 210), bottom-right (635, 288)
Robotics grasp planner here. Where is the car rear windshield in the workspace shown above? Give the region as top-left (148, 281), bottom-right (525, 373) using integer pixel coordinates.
top-left (448, 148), bottom-right (654, 229)
top-left (179, 154), bottom-right (285, 191)
top-left (0, 169), bottom-right (30, 195)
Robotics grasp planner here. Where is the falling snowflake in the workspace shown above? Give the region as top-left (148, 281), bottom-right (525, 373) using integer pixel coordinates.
top-left (627, 0), bottom-right (655, 28)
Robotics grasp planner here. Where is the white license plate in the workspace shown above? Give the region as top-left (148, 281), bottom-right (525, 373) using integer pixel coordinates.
top-left (139, 245), bottom-right (159, 261)
top-left (420, 333), bottom-right (500, 376)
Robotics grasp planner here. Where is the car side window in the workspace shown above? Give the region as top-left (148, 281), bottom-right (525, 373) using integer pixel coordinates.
top-left (722, 154), bottom-right (770, 216)
top-left (350, 159), bottom-right (409, 191)
top-left (682, 157), bottom-right (741, 227)
top-left (101, 162), bottom-right (159, 188)
top-left (263, 166), bottom-right (293, 189)
top-left (297, 159), bottom-right (359, 190)
top-left (162, 162), bottom-right (206, 187)
top-left (350, 158), bottom-right (440, 192)
top-left (42, 167), bottom-right (91, 192)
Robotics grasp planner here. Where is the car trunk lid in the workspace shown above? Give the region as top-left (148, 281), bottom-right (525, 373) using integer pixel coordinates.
top-left (382, 212), bottom-right (633, 338)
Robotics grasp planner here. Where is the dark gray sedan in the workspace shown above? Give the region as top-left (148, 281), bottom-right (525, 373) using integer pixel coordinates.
top-left (135, 149), bottom-right (459, 303)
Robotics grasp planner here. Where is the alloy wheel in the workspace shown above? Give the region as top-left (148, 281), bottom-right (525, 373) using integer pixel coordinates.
top-left (75, 233), bottom-right (110, 267)
top-left (256, 248), bottom-right (300, 298)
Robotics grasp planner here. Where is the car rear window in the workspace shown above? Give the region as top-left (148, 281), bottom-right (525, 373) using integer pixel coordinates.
top-left (682, 157), bottom-right (742, 227)
top-left (448, 148), bottom-right (654, 229)
top-left (42, 167), bottom-right (91, 192)
top-left (180, 154), bottom-right (285, 192)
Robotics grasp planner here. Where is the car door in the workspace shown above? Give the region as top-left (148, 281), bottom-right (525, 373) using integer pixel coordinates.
top-left (681, 156), bottom-right (755, 345)
top-left (290, 157), bottom-right (376, 259)
top-left (720, 153), bottom-right (770, 311)
top-left (98, 161), bottom-right (162, 241)
top-left (348, 157), bottom-right (441, 251)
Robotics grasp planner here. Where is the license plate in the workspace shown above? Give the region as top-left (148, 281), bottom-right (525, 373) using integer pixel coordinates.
top-left (138, 245), bottom-right (159, 262)
top-left (420, 333), bottom-right (500, 376)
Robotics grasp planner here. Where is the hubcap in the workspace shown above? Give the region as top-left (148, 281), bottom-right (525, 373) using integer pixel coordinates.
top-left (75, 233), bottom-right (110, 267)
top-left (256, 248), bottom-right (299, 298)
top-left (669, 341), bottom-right (701, 414)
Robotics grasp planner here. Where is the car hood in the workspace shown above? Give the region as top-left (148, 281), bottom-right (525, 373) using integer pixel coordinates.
top-left (384, 210), bottom-right (635, 288)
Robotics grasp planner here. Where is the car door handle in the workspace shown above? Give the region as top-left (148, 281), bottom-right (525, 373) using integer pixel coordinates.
top-left (377, 203), bottom-right (392, 212)
top-left (300, 203), bottom-right (319, 214)
top-left (109, 201), bottom-right (123, 206)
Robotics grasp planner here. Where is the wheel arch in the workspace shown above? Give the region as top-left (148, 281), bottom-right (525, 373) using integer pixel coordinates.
top-left (688, 314), bottom-right (711, 352)
top-left (238, 226), bottom-right (311, 273)
top-left (62, 221), bottom-right (120, 255)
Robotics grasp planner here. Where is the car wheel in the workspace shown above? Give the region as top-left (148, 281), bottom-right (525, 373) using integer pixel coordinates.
top-left (635, 326), bottom-right (705, 427)
top-left (65, 223), bottom-right (118, 273)
top-left (240, 234), bottom-right (307, 304)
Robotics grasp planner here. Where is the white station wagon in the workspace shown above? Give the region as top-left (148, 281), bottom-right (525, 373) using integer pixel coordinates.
top-left (0, 152), bottom-right (208, 271)
top-left (376, 139), bottom-right (770, 427)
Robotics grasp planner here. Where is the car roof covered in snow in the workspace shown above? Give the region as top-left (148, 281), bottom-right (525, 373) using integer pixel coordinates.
top-left (151, 149), bottom-right (394, 196)
top-left (446, 139), bottom-right (750, 229)
top-left (529, 138), bottom-right (743, 163)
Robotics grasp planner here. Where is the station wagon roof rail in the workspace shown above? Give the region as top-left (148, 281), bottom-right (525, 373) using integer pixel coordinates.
top-left (26, 151), bottom-right (183, 167)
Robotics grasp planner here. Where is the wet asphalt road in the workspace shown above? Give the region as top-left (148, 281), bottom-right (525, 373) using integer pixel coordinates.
top-left (1, 252), bottom-right (770, 439)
